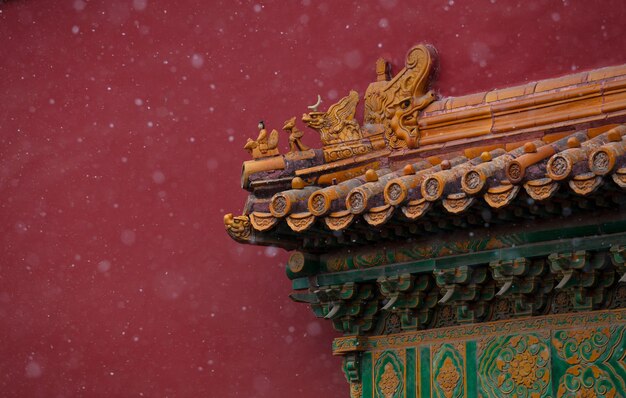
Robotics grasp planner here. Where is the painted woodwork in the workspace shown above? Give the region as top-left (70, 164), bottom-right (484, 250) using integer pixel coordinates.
top-left (334, 310), bottom-right (626, 398)
top-left (226, 121), bottom-right (626, 248)
top-left (225, 44), bottom-right (626, 396)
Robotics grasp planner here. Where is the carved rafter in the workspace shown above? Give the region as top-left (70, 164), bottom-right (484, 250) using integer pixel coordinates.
top-left (548, 251), bottom-right (614, 311)
top-left (308, 282), bottom-right (379, 335)
top-left (288, 244), bottom-right (626, 342)
top-left (434, 266), bottom-right (495, 324)
top-left (489, 258), bottom-right (553, 316)
top-left (376, 273), bottom-right (437, 330)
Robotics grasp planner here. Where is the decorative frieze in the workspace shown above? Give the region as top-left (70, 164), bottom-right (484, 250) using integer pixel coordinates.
top-left (548, 250), bottom-right (614, 311)
top-left (225, 42), bottom-right (626, 397)
top-left (434, 266), bottom-right (495, 324)
top-left (377, 274), bottom-right (437, 331)
top-left (292, 245), bottom-right (625, 341)
top-left (489, 257), bottom-right (552, 316)
top-left (309, 282), bottom-right (379, 335)
top-left (333, 310), bottom-right (626, 397)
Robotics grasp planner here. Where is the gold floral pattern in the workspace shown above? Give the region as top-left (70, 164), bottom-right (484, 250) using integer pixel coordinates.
top-left (436, 357), bottom-right (460, 398)
top-left (553, 327), bottom-right (611, 365)
top-left (330, 314), bottom-right (626, 398)
top-left (509, 351), bottom-right (537, 388)
top-left (479, 334), bottom-right (551, 398)
top-left (557, 365), bottom-right (618, 398)
top-left (373, 351), bottom-right (405, 398)
top-left (432, 343), bottom-right (464, 398)
top-left (579, 387), bottom-right (598, 398)
top-left (378, 363), bottom-right (400, 398)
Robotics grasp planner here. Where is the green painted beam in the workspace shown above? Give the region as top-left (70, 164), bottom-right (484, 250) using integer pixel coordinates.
top-left (292, 230), bottom-right (626, 289)
top-left (466, 341), bottom-right (477, 397)
top-left (361, 352), bottom-right (372, 398)
top-left (419, 346), bottom-right (430, 398)
top-left (318, 217), bottom-right (626, 272)
top-left (406, 348), bottom-right (416, 398)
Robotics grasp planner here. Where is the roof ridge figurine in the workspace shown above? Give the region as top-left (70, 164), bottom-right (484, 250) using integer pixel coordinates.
top-left (283, 116), bottom-right (309, 153)
top-left (228, 42), bottom-right (626, 249)
top-left (243, 120), bottom-right (280, 159)
top-left (225, 42), bottom-right (626, 398)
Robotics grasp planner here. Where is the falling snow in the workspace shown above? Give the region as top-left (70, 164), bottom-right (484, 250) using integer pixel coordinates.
top-left (1, 1), bottom-right (624, 397)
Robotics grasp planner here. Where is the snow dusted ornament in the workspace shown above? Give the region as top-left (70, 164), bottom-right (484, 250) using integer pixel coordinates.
top-left (223, 42), bottom-right (626, 397)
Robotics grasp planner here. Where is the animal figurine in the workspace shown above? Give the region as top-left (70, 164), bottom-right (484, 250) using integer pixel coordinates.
top-left (283, 117), bottom-right (309, 153)
top-left (302, 91), bottom-right (362, 145)
top-left (388, 90), bottom-right (436, 148)
top-left (223, 213), bottom-right (251, 242)
top-left (244, 120), bottom-right (280, 158)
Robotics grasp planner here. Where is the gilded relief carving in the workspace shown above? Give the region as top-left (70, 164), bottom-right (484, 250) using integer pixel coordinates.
top-left (283, 116), bottom-right (309, 153)
top-left (436, 357), bottom-right (460, 398)
top-left (556, 365), bottom-right (618, 398)
top-left (553, 326), bottom-right (625, 397)
top-left (552, 327), bottom-right (613, 365)
top-left (223, 213), bottom-right (252, 242)
top-left (478, 334), bottom-right (551, 398)
top-left (364, 45), bottom-right (438, 149)
top-left (374, 351), bottom-right (404, 398)
top-left (302, 90), bottom-right (362, 145)
top-left (226, 39), bottom-right (626, 398)
top-left (378, 363), bottom-right (400, 398)
top-left (244, 121), bottom-right (280, 158)
top-left (432, 343), bottom-right (464, 398)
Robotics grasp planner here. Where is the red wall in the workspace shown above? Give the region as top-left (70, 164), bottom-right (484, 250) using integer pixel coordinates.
top-left (1, 1), bottom-right (625, 397)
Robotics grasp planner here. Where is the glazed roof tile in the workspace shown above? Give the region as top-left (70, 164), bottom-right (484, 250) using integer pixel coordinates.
top-left (225, 45), bottom-right (626, 252)
top-left (232, 124), bottom-right (626, 251)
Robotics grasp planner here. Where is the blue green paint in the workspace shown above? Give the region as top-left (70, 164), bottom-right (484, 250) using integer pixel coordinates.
top-left (419, 346), bottom-right (430, 398)
top-left (406, 348), bottom-right (416, 398)
top-left (362, 352), bottom-right (373, 398)
top-left (466, 341), bottom-right (477, 397)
